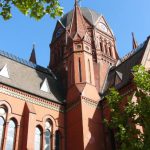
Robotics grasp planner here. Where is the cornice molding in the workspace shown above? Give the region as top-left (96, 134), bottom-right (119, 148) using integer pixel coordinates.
top-left (81, 96), bottom-right (100, 109)
top-left (66, 96), bottom-right (100, 112)
top-left (0, 84), bottom-right (64, 113)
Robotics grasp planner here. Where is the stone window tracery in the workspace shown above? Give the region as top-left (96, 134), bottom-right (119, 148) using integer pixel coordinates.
top-left (44, 120), bottom-right (52, 150)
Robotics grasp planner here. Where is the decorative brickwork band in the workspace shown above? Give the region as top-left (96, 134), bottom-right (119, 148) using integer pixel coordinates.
top-left (0, 84), bottom-right (64, 112)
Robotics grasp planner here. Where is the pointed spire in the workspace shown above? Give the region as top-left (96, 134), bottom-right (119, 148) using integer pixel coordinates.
top-left (75, 0), bottom-right (78, 6)
top-left (29, 44), bottom-right (37, 64)
top-left (132, 32), bottom-right (138, 49)
top-left (70, 0), bottom-right (86, 39)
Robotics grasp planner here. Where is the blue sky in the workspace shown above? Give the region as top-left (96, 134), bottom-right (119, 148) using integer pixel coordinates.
top-left (0, 0), bottom-right (150, 67)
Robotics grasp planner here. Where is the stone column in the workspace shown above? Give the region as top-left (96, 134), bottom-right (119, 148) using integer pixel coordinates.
top-left (14, 124), bottom-right (20, 150)
top-left (2, 121), bottom-right (9, 150)
top-left (22, 102), bottom-right (36, 150)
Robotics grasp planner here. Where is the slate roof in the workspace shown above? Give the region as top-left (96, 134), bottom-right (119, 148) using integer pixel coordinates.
top-left (0, 50), bottom-right (64, 103)
top-left (101, 37), bottom-right (150, 95)
top-left (60, 7), bottom-right (101, 27)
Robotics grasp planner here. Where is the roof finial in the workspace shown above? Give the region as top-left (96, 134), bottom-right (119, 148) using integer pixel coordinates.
top-left (29, 44), bottom-right (37, 64)
top-left (75, 0), bottom-right (81, 6)
top-left (132, 32), bottom-right (138, 49)
top-left (75, 0), bottom-right (78, 6)
top-left (33, 43), bottom-right (35, 49)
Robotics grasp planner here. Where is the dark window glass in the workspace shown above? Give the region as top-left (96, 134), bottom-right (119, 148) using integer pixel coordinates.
top-left (88, 59), bottom-right (92, 83)
top-left (70, 47), bottom-right (73, 52)
top-left (55, 130), bottom-right (60, 150)
top-left (109, 129), bottom-right (116, 150)
top-left (109, 47), bottom-right (112, 56)
top-left (78, 58), bottom-right (82, 82)
top-left (60, 47), bottom-right (64, 59)
top-left (44, 129), bottom-right (51, 150)
top-left (100, 42), bottom-right (103, 51)
top-left (77, 44), bottom-right (82, 50)
top-left (70, 61), bottom-right (72, 84)
top-left (104, 44), bottom-right (107, 54)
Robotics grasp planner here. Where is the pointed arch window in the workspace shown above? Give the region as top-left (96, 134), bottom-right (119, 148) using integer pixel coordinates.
top-left (44, 120), bottom-right (52, 150)
top-left (34, 127), bottom-right (42, 150)
top-left (5, 120), bottom-right (16, 150)
top-left (55, 130), bottom-right (61, 150)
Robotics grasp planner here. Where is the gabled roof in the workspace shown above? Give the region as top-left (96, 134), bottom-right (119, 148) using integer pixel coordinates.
top-left (101, 36), bottom-right (150, 95)
top-left (60, 7), bottom-right (101, 27)
top-left (0, 50), bottom-right (64, 103)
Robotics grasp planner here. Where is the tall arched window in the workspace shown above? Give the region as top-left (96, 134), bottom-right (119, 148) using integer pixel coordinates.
top-left (0, 107), bottom-right (7, 149)
top-left (6, 120), bottom-right (16, 150)
top-left (104, 43), bottom-right (107, 54)
top-left (34, 127), bottom-right (42, 150)
top-left (88, 59), bottom-right (92, 84)
top-left (44, 120), bottom-right (52, 150)
top-left (100, 42), bottom-right (103, 52)
top-left (0, 117), bottom-right (4, 149)
top-left (78, 58), bottom-right (82, 82)
top-left (109, 47), bottom-right (112, 57)
top-left (55, 130), bottom-right (61, 150)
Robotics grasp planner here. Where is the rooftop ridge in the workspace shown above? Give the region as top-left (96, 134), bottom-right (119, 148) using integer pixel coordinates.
top-left (82, 7), bottom-right (101, 15)
top-left (121, 41), bottom-right (145, 62)
top-left (110, 40), bottom-right (146, 71)
top-left (0, 49), bottom-right (52, 76)
top-left (60, 7), bottom-right (101, 27)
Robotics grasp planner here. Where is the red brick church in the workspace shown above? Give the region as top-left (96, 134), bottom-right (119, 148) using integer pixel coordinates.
top-left (0, 1), bottom-right (150, 150)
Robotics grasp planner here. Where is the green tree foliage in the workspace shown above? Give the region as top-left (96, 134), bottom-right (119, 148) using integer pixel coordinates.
top-left (104, 65), bottom-right (150, 150)
top-left (0, 0), bottom-right (63, 20)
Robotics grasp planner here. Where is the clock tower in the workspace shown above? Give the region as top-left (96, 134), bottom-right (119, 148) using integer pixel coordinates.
top-left (49, 1), bottom-right (118, 149)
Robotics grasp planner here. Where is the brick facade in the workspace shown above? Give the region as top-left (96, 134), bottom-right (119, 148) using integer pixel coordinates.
top-left (0, 1), bottom-right (149, 150)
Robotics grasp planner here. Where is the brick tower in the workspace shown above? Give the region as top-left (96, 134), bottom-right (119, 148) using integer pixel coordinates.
top-left (49, 1), bottom-right (118, 149)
